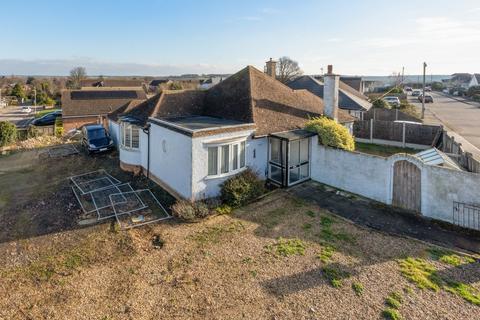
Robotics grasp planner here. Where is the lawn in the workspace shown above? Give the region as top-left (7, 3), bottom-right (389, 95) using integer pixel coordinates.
top-left (0, 147), bottom-right (479, 319)
top-left (355, 142), bottom-right (419, 157)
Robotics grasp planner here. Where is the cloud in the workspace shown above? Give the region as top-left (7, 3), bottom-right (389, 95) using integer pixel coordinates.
top-left (0, 58), bottom-right (230, 76)
top-left (238, 16), bottom-right (262, 21)
top-left (326, 38), bottom-right (343, 43)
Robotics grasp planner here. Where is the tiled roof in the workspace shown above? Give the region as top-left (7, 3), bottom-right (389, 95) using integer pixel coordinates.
top-left (113, 66), bottom-right (354, 136)
top-left (61, 89), bottom-right (147, 117)
top-left (287, 76), bottom-right (371, 111)
top-left (80, 79), bottom-right (144, 88)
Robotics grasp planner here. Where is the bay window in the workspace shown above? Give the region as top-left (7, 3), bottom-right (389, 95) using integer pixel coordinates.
top-left (207, 140), bottom-right (246, 177)
top-left (121, 122), bottom-right (140, 149)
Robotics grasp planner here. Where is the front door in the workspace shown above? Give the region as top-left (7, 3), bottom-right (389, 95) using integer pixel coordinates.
top-left (268, 137), bottom-right (310, 187)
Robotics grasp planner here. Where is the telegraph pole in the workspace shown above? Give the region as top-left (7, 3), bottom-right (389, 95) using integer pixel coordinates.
top-left (421, 62), bottom-right (427, 119)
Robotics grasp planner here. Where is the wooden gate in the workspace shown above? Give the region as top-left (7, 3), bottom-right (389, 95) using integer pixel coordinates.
top-left (392, 160), bottom-right (421, 212)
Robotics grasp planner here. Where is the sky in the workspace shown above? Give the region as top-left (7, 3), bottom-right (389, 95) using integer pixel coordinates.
top-left (1, 0), bottom-right (479, 76)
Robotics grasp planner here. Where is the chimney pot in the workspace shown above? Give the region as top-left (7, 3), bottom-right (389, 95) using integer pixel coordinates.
top-left (327, 65), bottom-right (333, 74)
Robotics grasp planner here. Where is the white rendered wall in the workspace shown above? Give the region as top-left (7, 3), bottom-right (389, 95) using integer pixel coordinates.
top-left (108, 120), bottom-right (120, 147)
top-left (148, 124), bottom-right (193, 199)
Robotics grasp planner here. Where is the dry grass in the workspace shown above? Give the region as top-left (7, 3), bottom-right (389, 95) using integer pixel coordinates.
top-left (0, 149), bottom-right (479, 319)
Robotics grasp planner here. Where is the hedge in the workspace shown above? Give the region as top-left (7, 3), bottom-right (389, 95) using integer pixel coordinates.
top-left (305, 116), bottom-right (355, 151)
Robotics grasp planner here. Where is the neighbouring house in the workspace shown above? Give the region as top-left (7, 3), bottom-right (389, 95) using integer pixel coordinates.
top-left (149, 79), bottom-right (172, 92)
top-left (468, 74), bottom-right (479, 88)
top-left (61, 89), bottom-right (147, 132)
top-left (108, 64), bottom-right (354, 200)
top-left (198, 76), bottom-right (224, 90)
top-left (80, 79), bottom-right (144, 90)
top-left (288, 75), bottom-right (372, 119)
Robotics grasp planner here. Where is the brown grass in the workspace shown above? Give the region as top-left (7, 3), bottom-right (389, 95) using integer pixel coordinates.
top-left (0, 149), bottom-right (479, 319)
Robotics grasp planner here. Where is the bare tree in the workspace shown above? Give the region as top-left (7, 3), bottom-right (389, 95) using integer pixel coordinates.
top-left (68, 67), bottom-right (87, 89)
top-left (277, 57), bottom-right (303, 84)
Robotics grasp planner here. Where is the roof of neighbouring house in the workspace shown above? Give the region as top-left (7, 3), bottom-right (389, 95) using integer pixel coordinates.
top-left (287, 76), bottom-right (372, 111)
top-left (111, 66), bottom-right (355, 136)
top-left (80, 79), bottom-right (144, 88)
top-left (149, 79), bottom-right (171, 87)
top-left (61, 89), bottom-right (147, 117)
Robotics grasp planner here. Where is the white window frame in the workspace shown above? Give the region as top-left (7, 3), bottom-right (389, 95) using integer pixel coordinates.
top-left (120, 122), bottom-right (140, 150)
top-left (206, 140), bottom-right (246, 178)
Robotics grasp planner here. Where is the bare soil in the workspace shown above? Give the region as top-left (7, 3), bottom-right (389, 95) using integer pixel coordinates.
top-left (0, 147), bottom-right (479, 319)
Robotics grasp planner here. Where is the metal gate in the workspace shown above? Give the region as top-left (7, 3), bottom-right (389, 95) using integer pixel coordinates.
top-left (392, 160), bottom-right (421, 212)
top-left (453, 201), bottom-right (480, 230)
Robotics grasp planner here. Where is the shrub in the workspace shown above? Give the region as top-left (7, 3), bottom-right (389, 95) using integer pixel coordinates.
top-left (467, 85), bottom-right (480, 97)
top-left (0, 121), bottom-right (17, 147)
top-left (171, 200), bottom-right (212, 221)
top-left (305, 116), bottom-right (354, 151)
top-left (54, 117), bottom-right (64, 137)
top-left (220, 169), bottom-right (265, 207)
top-left (372, 99), bottom-right (391, 109)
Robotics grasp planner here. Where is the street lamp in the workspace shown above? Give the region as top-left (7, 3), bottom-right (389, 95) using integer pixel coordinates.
top-left (421, 62), bottom-right (427, 119)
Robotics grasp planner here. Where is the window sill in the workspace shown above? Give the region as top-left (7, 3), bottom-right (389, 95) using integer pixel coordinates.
top-left (120, 146), bottom-right (140, 152)
top-left (204, 167), bottom-right (247, 180)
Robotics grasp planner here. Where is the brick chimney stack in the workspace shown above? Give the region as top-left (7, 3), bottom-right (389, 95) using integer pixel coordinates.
top-left (323, 64), bottom-right (339, 122)
top-left (265, 58), bottom-right (277, 79)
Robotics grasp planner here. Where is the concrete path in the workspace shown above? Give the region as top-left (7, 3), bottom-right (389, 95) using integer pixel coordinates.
top-left (409, 92), bottom-right (480, 159)
top-left (289, 181), bottom-right (480, 253)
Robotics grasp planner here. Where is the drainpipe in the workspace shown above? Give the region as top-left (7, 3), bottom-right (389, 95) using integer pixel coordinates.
top-left (142, 123), bottom-right (151, 184)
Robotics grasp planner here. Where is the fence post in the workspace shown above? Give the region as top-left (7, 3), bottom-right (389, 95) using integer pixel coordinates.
top-left (370, 119), bottom-right (373, 142)
top-left (396, 109), bottom-right (398, 120)
top-left (402, 122), bottom-right (406, 147)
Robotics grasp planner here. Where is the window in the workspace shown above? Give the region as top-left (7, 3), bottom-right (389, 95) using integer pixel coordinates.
top-left (121, 122), bottom-right (139, 149)
top-left (207, 140), bottom-right (246, 177)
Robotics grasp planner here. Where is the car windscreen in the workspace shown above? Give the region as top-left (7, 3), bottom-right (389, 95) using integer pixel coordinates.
top-left (87, 128), bottom-right (107, 140)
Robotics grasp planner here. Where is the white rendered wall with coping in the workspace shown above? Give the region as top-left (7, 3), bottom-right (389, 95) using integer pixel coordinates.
top-left (310, 136), bottom-right (480, 228)
top-left (108, 120), bottom-right (120, 147)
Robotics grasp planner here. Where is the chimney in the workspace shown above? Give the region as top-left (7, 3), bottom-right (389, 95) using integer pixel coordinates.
top-left (323, 64), bottom-right (339, 122)
top-left (265, 58), bottom-right (277, 79)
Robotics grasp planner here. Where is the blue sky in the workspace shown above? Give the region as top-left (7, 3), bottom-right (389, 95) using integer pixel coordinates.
top-left (1, 0), bottom-right (479, 76)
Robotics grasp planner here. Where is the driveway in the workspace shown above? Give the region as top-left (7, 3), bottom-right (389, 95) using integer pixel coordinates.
top-left (409, 92), bottom-right (480, 158)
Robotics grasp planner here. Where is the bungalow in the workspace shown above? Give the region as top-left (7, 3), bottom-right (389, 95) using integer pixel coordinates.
top-left (287, 75), bottom-right (372, 119)
top-left (108, 64), bottom-right (354, 201)
top-left (61, 89), bottom-right (147, 132)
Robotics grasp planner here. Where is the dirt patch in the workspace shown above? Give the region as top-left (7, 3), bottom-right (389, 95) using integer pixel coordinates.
top-left (0, 163), bottom-right (478, 320)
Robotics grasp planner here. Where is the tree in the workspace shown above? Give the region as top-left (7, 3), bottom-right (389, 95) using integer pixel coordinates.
top-left (372, 99), bottom-right (391, 109)
top-left (0, 121), bottom-right (17, 147)
top-left (11, 83), bottom-right (26, 99)
top-left (68, 67), bottom-right (87, 89)
top-left (276, 56), bottom-right (303, 84)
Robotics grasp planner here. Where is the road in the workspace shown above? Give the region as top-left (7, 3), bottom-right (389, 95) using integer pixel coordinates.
top-left (408, 92), bottom-right (480, 158)
top-left (0, 105), bottom-right (41, 127)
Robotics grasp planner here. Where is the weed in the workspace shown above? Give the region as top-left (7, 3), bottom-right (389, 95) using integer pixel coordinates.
top-left (317, 245), bottom-right (335, 263)
top-left (352, 282), bottom-right (364, 296)
top-left (249, 270), bottom-right (258, 277)
top-left (398, 257), bottom-right (441, 291)
top-left (303, 223), bottom-right (312, 230)
top-left (445, 281), bottom-right (480, 306)
top-left (322, 266), bottom-right (350, 288)
top-left (63, 252), bottom-right (86, 270)
top-left (305, 210), bottom-right (316, 217)
top-left (427, 248), bottom-right (475, 266)
top-left (266, 238), bottom-right (307, 257)
top-left (215, 204), bottom-right (232, 215)
top-left (320, 216), bottom-right (335, 228)
top-left (190, 221), bottom-right (244, 246)
top-left (382, 308), bottom-right (402, 320)
top-left (291, 197), bottom-right (307, 208)
top-left (242, 257), bottom-right (253, 264)
top-left (403, 287), bottom-right (413, 295)
top-left (385, 292), bottom-right (402, 309)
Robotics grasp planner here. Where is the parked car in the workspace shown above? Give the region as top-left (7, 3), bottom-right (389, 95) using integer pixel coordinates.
top-left (383, 96), bottom-right (401, 107)
top-left (82, 124), bottom-right (114, 154)
top-left (412, 90), bottom-right (421, 97)
top-left (404, 87), bottom-right (413, 93)
top-left (425, 86), bottom-right (432, 92)
top-left (31, 110), bottom-right (62, 126)
top-left (21, 106), bottom-right (32, 113)
top-left (418, 94), bottom-right (434, 103)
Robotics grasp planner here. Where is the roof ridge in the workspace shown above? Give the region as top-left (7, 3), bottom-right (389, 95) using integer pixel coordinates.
top-left (151, 93), bottom-right (165, 118)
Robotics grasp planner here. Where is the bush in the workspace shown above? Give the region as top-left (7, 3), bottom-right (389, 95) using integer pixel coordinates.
top-left (305, 116), bottom-right (355, 151)
top-left (372, 99), bottom-right (392, 109)
top-left (220, 169), bottom-right (265, 207)
top-left (0, 121), bottom-right (17, 147)
top-left (54, 117), bottom-right (64, 137)
top-left (467, 86), bottom-right (480, 97)
top-left (171, 199), bottom-right (212, 221)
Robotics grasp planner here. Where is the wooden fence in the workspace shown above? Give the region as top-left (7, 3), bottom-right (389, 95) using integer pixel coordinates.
top-left (354, 120), bottom-right (442, 147)
top-left (363, 108), bottom-right (421, 123)
top-left (442, 132), bottom-right (480, 173)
